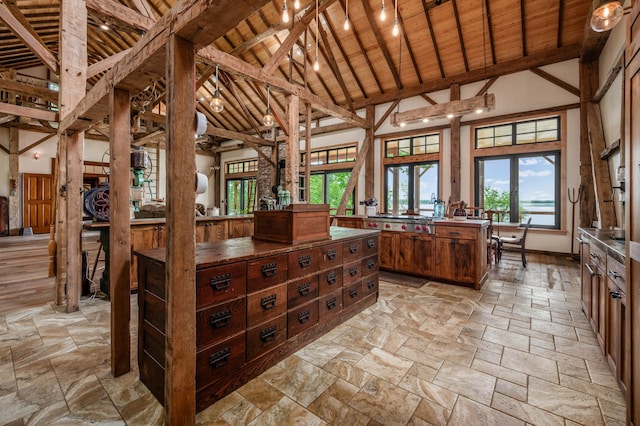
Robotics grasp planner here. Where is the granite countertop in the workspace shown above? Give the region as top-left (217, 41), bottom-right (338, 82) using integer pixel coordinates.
top-left (578, 227), bottom-right (626, 259)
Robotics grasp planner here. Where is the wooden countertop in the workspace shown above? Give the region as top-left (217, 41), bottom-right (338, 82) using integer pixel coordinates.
top-left (83, 215), bottom-right (253, 229)
top-left (135, 226), bottom-right (380, 269)
top-left (578, 227), bottom-right (626, 260)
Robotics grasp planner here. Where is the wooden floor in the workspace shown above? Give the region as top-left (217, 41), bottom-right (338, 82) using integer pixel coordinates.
top-left (0, 231), bottom-right (103, 315)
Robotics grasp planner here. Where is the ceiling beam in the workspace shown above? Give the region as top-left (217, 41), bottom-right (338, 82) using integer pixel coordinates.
top-left (485, 0), bottom-right (497, 65)
top-left (529, 67), bottom-right (580, 97)
top-left (422, 0), bottom-right (445, 78)
top-left (390, 93), bottom-right (495, 126)
top-left (451, 0), bottom-right (469, 72)
top-left (580, 0), bottom-right (609, 62)
top-left (86, 0), bottom-right (155, 33)
top-left (520, 0), bottom-right (527, 56)
top-left (0, 102), bottom-right (58, 122)
top-left (87, 48), bottom-right (132, 79)
top-left (130, 0), bottom-right (156, 20)
top-left (0, 79), bottom-right (58, 104)
top-left (362, 0), bottom-right (402, 89)
top-left (319, 11), bottom-right (354, 112)
top-left (0, 3), bottom-right (58, 74)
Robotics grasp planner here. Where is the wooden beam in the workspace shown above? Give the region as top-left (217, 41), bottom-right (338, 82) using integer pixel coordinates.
top-left (529, 67), bottom-right (580, 97)
top-left (305, 103), bottom-right (311, 201)
top-left (451, 0), bottom-right (469, 72)
top-left (422, 0), bottom-right (445, 78)
top-left (0, 3), bottom-right (58, 74)
top-left (109, 87), bottom-right (131, 377)
top-left (450, 85), bottom-right (461, 202)
top-left (362, 0), bottom-right (402, 89)
top-left (579, 61), bottom-right (597, 228)
top-left (18, 133), bottom-right (56, 155)
top-left (86, 0), bottom-right (155, 32)
top-left (87, 49), bottom-right (132, 79)
top-left (318, 11), bottom-right (354, 112)
top-left (0, 143), bottom-right (8, 154)
top-left (335, 123), bottom-right (372, 215)
top-left (375, 101), bottom-right (399, 132)
top-left (587, 102), bottom-right (616, 229)
top-left (130, 0), bottom-right (156, 20)
top-left (593, 47), bottom-right (624, 103)
top-left (0, 102), bottom-right (58, 122)
top-left (600, 139), bottom-right (620, 160)
top-left (285, 94), bottom-right (300, 202)
top-left (580, 0), bottom-right (610, 62)
top-left (475, 76), bottom-right (498, 97)
top-left (165, 34), bottom-right (197, 424)
top-left (132, 129), bottom-right (165, 146)
top-left (365, 105), bottom-right (375, 202)
top-left (354, 44), bottom-right (581, 109)
top-left (391, 93), bottom-right (495, 126)
top-left (463, 103), bottom-right (580, 127)
top-left (0, 79), bottom-right (58, 104)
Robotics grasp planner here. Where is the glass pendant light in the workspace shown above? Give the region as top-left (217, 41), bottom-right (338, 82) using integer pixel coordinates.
top-left (294, 0), bottom-right (300, 10)
top-left (263, 86), bottom-right (275, 127)
top-left (380, 0), bottom-right (386, 21)
top-left (313, 0), bottom-right (320, 71)
top-left (210, 64), bottom-right (224, 113)
top-left (590, 1), bottom-right (623, 32)
top-left (344, 0), bottom-right (350, 31)
top-left (392, 0), bottom-right (399, 36)
top-left (282, 1), bottom-right (290, 23)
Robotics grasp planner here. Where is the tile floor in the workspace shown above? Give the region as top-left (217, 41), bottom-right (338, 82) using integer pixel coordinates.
top-left (0, 251), bottom-right (626, 425)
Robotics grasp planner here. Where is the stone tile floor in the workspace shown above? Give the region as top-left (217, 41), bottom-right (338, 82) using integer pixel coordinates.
top-left (0, 251), bottom-right (626, 425)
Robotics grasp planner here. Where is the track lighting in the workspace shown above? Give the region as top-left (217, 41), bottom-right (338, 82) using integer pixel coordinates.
top-left (210, 64), bottom-right (224, 113)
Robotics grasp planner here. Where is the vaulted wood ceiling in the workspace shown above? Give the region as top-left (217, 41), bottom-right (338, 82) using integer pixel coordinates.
top-left (0, 0), bottom-right (599, 144)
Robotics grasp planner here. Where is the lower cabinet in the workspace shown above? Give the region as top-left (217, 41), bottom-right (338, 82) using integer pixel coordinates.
top-left (396, 233), bottom-right (435, 276)
top-left (196, 220), bottom-right (228, 243)
top-left (228, 218), bottom-right (254, 238)
top-left (378, 231), bottom-right (396, 269)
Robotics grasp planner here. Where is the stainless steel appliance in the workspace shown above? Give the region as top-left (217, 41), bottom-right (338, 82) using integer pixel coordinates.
top-left (365, 215), bottom-right (434, 233)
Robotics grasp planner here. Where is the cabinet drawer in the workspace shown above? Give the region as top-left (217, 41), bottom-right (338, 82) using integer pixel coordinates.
top-left (343, 281), bottom-right (363, 308)
top-left (362, 274), bottom-right (379, 296)
top-left (319, 291), bottom-right (343, 320)
top-left (287, 299), bottom-right (319, 337)
top-left (343, 259), bottom-right (362, 286)
top-left (196, 297), bottom-right (246, 349)
top-left (362, 254), bottom-right (379, 276)
top-left (196, 333), bottom-right (245, 390)
top-left (343, 239), bottom-right (363, 262)
top-left (319, 267), bottom-right (343, 295)
top-left (196, 262), bottom-right (246, 309)
top-left (287, 275), bottom-right (319, 309)
top-left (319, 243), bottom-right (343, 269)
top-left (247, 284), bottom-right (287, 327)
top-left (361, 236), bottom-right (379, 257)
top-left (589, 243), bottom-right (606, 272)
top-left (247, 254), bottom-right (288, 293)
top-left (142, 290), bottom-right (166, 333)
top-left (288, 248), bottom-right (320, 279)
top-left (607, 255), bottom-right (626, 293)
top-left (246, 314), bottom-right (287, 362)
top-left (435, 226), bottom-right (476, 240)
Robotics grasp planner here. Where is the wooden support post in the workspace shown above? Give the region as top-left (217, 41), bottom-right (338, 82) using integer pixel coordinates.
top-left (305, 103), bottom-right (312, 202)
top-left (587, 102), bottom-right (616, 229)
top-left (285, 94), bottom-right (300, 202)
top-left (165, 34), bottom-right (197, 424)
top-left (55, 134), bottom-right (67, 305)
top-left (109, 87), bottom-right (131, 377)
top-left (365, 105), bottom-right (375, 202)
top-left (579, 61), bottom-right (597, 227)
top-left (8, 127), bottom-right (19, 235)
top-left (450, 84), bottom-right (461, 201)
top-left (66, 131), bottom-right (84, 313)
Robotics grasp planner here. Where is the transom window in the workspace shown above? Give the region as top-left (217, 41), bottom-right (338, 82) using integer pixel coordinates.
top-left (227, 159), bottom-right (258, 174)
top-left (385, 134), bottom-right (440, 157)
top-left (476, 116), bottom-right (560, 149)
top-left (302, 145), bottom-right (357, 166)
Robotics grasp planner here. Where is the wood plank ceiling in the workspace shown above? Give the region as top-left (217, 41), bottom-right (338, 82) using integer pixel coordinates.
top-left (0, 0), bottom-right (593, 147)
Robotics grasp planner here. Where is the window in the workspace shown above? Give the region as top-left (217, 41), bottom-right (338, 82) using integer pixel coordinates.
top-left (226, 159), bottom-right (257, 174)
top-left (473, 114), bottom-right (564, 229)
top-left (225, 159), bottom-right (258, 215)
top-left (300, 171), bottom-right (355, 215)
top-left (303, 146), bottom-right (357, 166)
top-left (385, 162), bottom-right (439, 215)
top-left (385, 134), bottom-right (439, 157)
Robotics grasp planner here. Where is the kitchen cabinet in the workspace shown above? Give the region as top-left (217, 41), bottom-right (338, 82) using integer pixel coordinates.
top-left (196, 220), bottom-right (228, 243)
top-left (228, 218), bottom-right (254, 238)
top-left (434, 224), bottom-right (486, 288)
top-left (396, 233), bottom-right (435, 276)
top-left (378, 231), bottom-right (396, 270)
top-left (333, 216), bottom-right (364, 229)
top-left (129, 224), bottom-right (164, 292)
top-left (606, 255), bottom-right (627, 394)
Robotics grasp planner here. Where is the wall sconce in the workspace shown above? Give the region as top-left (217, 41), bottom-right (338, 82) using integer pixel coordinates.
top-left (390, 93), bottom-right (495, 127)
top-left (33, 152), bottom-right (40, 160)
top-left (591, 1), bottom-right (623, 32)
top-left (10, 178), bottom-right (17, 196)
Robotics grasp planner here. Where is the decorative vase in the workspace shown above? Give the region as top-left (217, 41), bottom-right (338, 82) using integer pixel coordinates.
top-left (453, 208), bottom-right (467, 221)
top-left (365, 206), bottom-right (376, 217)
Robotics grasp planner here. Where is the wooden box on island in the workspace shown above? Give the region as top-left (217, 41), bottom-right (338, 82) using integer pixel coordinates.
top-left (252, 203), bottom-right (331, 244)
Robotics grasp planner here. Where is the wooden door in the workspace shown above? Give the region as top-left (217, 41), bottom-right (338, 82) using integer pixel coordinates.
top-left (22, 173), bottom-right (54, 234)
top-left (626, 1), bottom-right (640, 422)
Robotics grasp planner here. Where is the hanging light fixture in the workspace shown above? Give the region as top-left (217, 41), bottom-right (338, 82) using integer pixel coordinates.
top-left (314, 0), bottom-right (320, 71)
top-left (590, 1), bottom-right (623, 32)
top-left (263, 86), bottom-right (275, 127)
top-left (282, 1), bottom-right (290, 23)
top-left (344, 0), bottom-right (350, 31)
top-left (380, 0), bottom-right (386, 21)
top-left (392, 0), bottom-right (399, 36)
top-left (294, 0), bottom-right (300, 9)
top-left (210, 64), bottom-right (224, 113)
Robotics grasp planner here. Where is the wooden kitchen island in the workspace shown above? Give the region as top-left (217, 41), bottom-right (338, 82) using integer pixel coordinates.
top-left (135, 226), bottom-right (379, 411)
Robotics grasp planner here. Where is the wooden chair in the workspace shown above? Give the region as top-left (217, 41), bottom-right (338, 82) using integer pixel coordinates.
top-left (484, 210), bottom-right (502, 266)
top-left (499, 217), bottom-right (532, 267)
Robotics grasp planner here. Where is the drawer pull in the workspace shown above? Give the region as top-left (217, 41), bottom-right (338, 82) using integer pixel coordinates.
top-left (209, 309), bottom-right (231, 328)
top-left (367, 239), bottom-right (376, 249)
top-left (298, 310), bottom-right (311, 324)
top-left (326, 249), bottom-right (337, 260)
top-left (349, 288), bottom-right (358, 298)
top-left (584, 263), bottom-right (598, 276)
top-left (367, 259), bottom-right (376, 270)
top-left (260, 325), bottom-right (277, 342)
top-left (590, 252), bottom-right (599, 260)
top-left (208, 348), bottom-right (231, 369)
top-left (261, 263), bottom-right (277, 278)
top-left (608, 270), bottom-right (622, 279)
top-left (349, 244), bottom-right (358, 254)
top-left (261, 294), bottom-right (277, 310)
top-left (449, 231), bottom-right (461, 236)
top-left (367, 279), bottom-right (375, 290)
top-left (326, 271), bottom-right (337, 285)
top-left (326, 297), bottom-right (337, 310)
top-left (210, 273), bottom-right (231, 290)
top-left (298, 282), bottom-right (311, 296)
top-left (609, 290), bottom-right (622, 299)
top-left (298, 255), bottom-right (311, 268)
top-left (349, 267), bottom-right (358, 277)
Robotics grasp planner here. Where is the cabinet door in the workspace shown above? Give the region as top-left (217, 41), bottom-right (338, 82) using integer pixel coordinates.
top-left (378, 232), bottom-right (396, 270)
top-left (452, 238), bottom-right (475, 284)
top-left (396, 234), bottom-right (417, 273)
top-left (596, 272), bottom-right (606, 349)
top-left (434, 238), bottom-right (455, 281)
top-left (606, 279), bottom-right (622, 379)
top-left (414, 234), bottom-right (435, 276)
top-left (581, 242), bottom-right (593, 318)
top-left (196, 222), bottom-right (207, 243)
top-left (130, 225), bottom-right (161, 290)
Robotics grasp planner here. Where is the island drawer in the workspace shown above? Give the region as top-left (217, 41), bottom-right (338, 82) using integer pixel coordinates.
top-left (246, 314), bottom-right (287, 362)
top-left (287, 299), bottom-right (319, 337)
top-left (343, 259), bottom-right (362, 286)
top-left (343, 281), bottom-right (363, 308)
top-left (435, 226), bottom-right (476, 240)
top-left (247, 283), bottom-right (287, 327)
top-left (288, 248), bottom-right (320, 279)
top-left (247, 254), bottom-right (288, 292)
top-left (319, 267), bottom-right (343, 295)
top-left (196, 262), bottom-right (247, 309)
top-left (196, 297), bottom-right (246, 349)
top-left (319, 291), bottom-right (343, 320)
top-left (196, 332), bottom-right (245, 390)
top-left (362, 236), bottom-right (379, 257)
top-left (342, 239), bottom-right (363, 262)
top-left (362, 274), bottom-right (378, 296)
top-left (287, 274), bottom-right (319, 309)
top-left (319, 243), bottom-right (344, 269)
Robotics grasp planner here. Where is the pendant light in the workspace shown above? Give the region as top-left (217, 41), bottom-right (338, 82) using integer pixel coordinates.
top-left (590, 1), bottom-right (623, 32)
top-left (294, 0), bottom-right (300, 9)
top-left (313, 0), bottom-right (320, 71)
top-left (263, 86), bottom-right (275, 127)
top-left (380, 0), bottom-right (386, 21)
top-left (344, 0), bottom-right (350, 31)
top-left (282, 1), bottom-right (290, 23)
top-left (392, 0), bottom-right (399, 37)
top-left (210, 64), bottom-right (224, 113)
